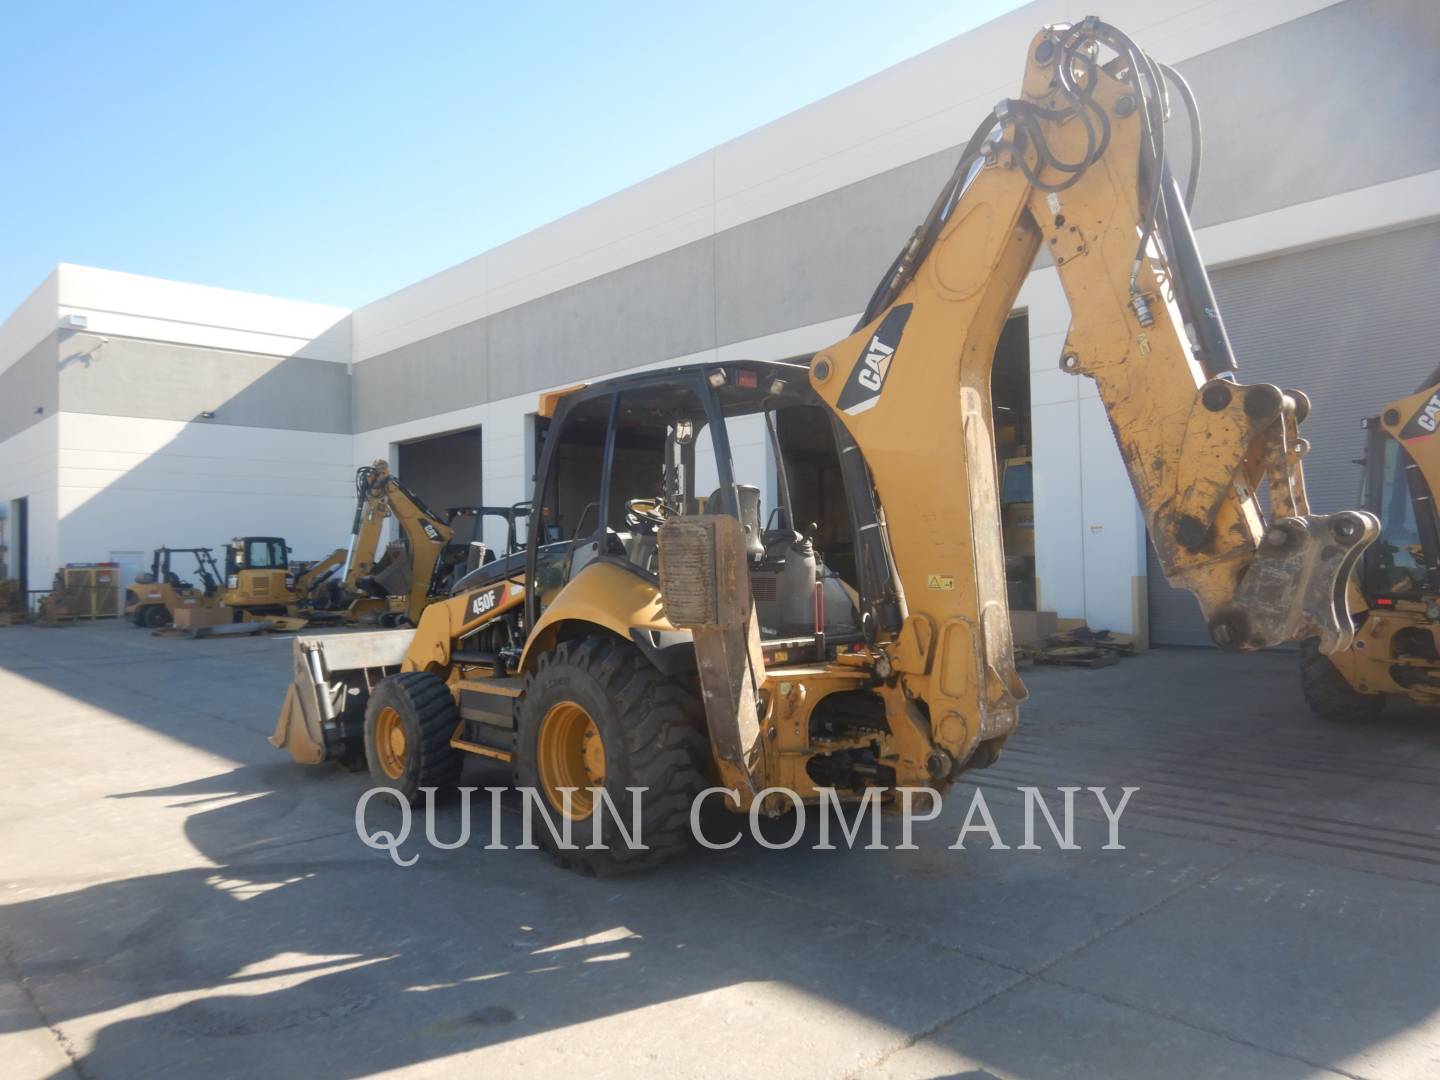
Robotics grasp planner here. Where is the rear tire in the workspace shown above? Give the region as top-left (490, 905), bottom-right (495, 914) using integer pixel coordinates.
top-left (141, 605), bottom-right (170, 629)
top-left (1300, 638), bottom-right (1384, 722)
top-left (516, 637), bottom-right (709, 875)
top-left (364, 672), bottom-right (463, 803)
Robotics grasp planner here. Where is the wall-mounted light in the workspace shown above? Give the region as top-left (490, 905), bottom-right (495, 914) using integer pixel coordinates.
top-left (200, 410), bottom-right (216, 419)
top-left (58, 313), bottom-right (87, 330)
top-left (34, 406), bottom-right (44, 415)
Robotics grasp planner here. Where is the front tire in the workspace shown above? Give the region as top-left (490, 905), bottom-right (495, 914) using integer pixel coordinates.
top-left (364, 672), bottom-right (463, 803)
top-left (141, 605), bottom-right (170, 629)
top-left (1300, 638), bottom-right (1384, 722)
top-left (516, 637), bottom-right (709, 875)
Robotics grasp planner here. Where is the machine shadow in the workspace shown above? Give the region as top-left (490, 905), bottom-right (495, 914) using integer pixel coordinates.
top-left (1, 761), bottom-right (981, 1078)
top-left (4, 636), bottom-right (1440, 1079)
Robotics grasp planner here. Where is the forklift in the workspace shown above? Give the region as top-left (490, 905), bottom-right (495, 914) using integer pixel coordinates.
top-left (125, 547), bottom-right (223, 628)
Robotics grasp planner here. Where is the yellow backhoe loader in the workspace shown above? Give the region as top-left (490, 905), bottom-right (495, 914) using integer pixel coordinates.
top-left (304, 461), bottom-right (468, 627)
top-left (124, 547), bottom-right (223, 628)
top-left (1302, 373), bottom-right (1440, 719)
top-left (274, 17), bottom-right (1378, 873)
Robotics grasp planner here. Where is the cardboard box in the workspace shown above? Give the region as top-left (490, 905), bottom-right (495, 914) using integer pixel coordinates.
top-left (173, 606), bottom-right (234, 630)
top-left (1010, 609), bottom-right (1059, 645)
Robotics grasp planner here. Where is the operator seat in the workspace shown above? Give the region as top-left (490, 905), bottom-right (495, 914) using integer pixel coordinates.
top-left (706, 484), bottom-right (765, 561)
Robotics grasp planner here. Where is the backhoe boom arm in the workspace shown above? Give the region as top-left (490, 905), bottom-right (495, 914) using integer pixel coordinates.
top-left (808, 18), bottom-right (1377, 768)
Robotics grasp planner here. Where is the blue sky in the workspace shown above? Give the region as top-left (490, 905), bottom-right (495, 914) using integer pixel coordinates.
top-left (0, 1), bottom-right (1024, 318)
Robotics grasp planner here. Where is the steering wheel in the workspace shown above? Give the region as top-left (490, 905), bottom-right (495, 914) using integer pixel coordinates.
top-left (625, 497), bottom-right (671, 531)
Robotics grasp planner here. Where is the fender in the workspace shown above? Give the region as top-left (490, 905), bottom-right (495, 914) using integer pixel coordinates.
top-left (518, 560), bottom-right (688, 672)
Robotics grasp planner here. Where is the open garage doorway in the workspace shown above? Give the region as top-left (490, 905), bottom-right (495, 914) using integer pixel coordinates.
top-left (993, 312), bottom-right (1034, 610)
top-left (395, 426), bottom-right (484, 520)
top-left (6, 497), bottom-right (27, 594)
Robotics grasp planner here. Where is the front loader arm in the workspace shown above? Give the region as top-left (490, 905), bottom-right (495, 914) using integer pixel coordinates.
top-left (808, 19), bottom-right (1376, 770)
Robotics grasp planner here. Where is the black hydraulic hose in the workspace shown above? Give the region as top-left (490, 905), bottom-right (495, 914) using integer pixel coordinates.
top-left (1416, 364), bottom-right (1440, 394)
top-left (1159, 62), bottom-right (1202, 210)
top-left (1158, 166), bottom-right (1237, 376)
top-left (830, 415), bottom-right (902, 635)
top-left (350, 465), bottom-right (375, 536)
top-left (854, 109), bottom-right (999, 331)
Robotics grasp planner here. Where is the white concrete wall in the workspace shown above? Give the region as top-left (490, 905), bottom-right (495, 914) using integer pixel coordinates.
top-left (0, 416), bottom-right (59, 588)
top-left (55, 413), bottom-right (355, 565)
top-left (55, 264), bottom-right (352, 363)
top-left (0, 268), bottom-right (358, 579)
top-left (355, 154), bottom-right (1440, 639)
top-left (0, 271), bottom-right (58, 378)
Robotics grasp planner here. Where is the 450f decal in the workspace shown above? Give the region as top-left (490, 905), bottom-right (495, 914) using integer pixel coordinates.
top-left (465, 582), bottom-right (521, 623)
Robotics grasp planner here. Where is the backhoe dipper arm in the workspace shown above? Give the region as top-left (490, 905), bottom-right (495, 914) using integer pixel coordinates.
top-left (341, 462), bottom-right (391, 590)
top-left (808, 19), bottom-right (1377, 769)
top-left (347, 460), bottom-right (455, 622)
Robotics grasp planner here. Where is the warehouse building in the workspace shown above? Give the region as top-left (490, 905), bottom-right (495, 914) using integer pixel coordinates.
top-left (1, 0), bottom-right (1436, 644)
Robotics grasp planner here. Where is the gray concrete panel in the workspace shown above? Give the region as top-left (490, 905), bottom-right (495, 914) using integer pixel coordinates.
top-left (352, 0), bottom-right (1438, 435)
top-left (0, 332), bottom-right (57, 443)
top-left (58, 333), bottom-right (352, 434)
top-left (713, 150), bottom-right (958, 346)
top-left (349, 316), bottom-right (490, 436)
top-left (353, 238), bottom-right (717, 431)
top-left (1183, 0), bottom-right (1440, 228)
top-left (486, 237), bottom-right (716, 402)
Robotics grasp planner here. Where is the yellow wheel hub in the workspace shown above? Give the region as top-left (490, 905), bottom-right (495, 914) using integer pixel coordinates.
top-left (374, 706), bottom-right (408, 780)
top-left (537, 701), bottom-right (606, 819)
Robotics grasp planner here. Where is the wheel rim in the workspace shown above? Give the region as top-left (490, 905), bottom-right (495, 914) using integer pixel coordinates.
top-left (374, 706), bottom-right (408, 780)
top-left (537, 701), bottom-right (605, 819)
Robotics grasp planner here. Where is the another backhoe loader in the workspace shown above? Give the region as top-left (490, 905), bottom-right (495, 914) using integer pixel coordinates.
top-left (222, 537), bottom-right (345, 619)
top-left (125, 547), bottom-right (223, 628)
top-left (274, 17), bottom-right (1377, 872)
top-left (306, 461), bottom-right (459, 627)
top-left (1302, 373), bottom-right (1440, 719)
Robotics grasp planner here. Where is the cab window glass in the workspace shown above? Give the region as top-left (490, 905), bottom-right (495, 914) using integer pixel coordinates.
top-left (246, 539), bottom-right (286, 568)
top-left (538, 396), bottom-right (611, 543)
top-left (605, 386), bottom-right (713, 574)
top-left (1372, 438), bottom-right (1426, 595)
top-left (533, 395), bottom-right (613, 611)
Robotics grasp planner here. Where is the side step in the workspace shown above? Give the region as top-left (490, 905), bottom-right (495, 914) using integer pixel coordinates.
top-left (452, 675), bottom-right (522, 762)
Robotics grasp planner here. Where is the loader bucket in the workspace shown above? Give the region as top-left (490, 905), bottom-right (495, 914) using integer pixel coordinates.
top-left (270, 629), bottom-right (415, 765)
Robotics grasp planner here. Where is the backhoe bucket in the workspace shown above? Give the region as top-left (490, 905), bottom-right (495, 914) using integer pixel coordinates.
top-left (270, 629), bottom-right (415, 765)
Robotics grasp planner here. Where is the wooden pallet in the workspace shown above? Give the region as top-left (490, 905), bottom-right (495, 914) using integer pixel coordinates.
top-left (1034, 644), bottom-right (1121, 669)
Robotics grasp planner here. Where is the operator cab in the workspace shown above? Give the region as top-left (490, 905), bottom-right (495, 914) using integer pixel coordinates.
top-left (227, 537), bottom-right (288, 576)
top-left (526, 361), bottom-right (864, 662)
top-left (1360, 418), bottom-right (1440, 604)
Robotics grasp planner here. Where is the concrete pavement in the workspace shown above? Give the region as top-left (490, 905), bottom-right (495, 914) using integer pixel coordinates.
top-left (1, 622), bottom-right (1438, 1079)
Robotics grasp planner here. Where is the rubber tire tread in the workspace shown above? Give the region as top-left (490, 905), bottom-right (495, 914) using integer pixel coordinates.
top-left (516, 637), bottom-right (709, 875)
top-left (364, 671), bottom-right (463, 803)
top-left (1299, 637), bottom-right (1384, 723)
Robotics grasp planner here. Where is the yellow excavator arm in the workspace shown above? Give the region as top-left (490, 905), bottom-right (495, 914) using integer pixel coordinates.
top-left (807, 18), bottom-right (1377, 761)
top-left (340, 460), bottom-right (454, 625)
